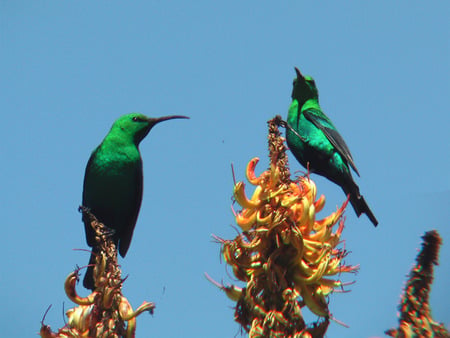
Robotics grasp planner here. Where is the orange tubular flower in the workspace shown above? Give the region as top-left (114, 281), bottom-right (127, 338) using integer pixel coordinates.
top-left (40, 208), bottom-right (155, 338)
top-left (212, 117), bottom-right (358, 337)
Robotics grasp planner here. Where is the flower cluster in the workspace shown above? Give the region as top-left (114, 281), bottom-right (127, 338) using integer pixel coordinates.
top-left (40, 208), bottom-right (154, 338)
top-left (211, 118), bottom-right (357, 337)
top-left (386, 230), bottom-right (448, 338)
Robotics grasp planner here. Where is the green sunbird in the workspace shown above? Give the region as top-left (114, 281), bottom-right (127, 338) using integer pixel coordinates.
top-left (286, 68), bottom-right (378, 226)
top-left (82, 113), bottom-right (189, 290)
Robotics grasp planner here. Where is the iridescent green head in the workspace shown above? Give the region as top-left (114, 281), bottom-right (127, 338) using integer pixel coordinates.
top-left (291, 67), bottom-right (319, 105)
top-left (110, 113), bottom-right (189, 144)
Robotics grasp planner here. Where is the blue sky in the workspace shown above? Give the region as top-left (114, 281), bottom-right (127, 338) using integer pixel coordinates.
top-left (1, 2), bottom-right (449, 337)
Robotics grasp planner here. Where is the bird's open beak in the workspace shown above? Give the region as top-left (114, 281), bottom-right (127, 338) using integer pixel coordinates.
top-left (150, 115), bottom-right (190, 125)
top-left (294, 67), bottom-right (304, 80)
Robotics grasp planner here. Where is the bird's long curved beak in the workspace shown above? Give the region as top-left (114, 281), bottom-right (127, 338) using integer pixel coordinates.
top-left (151, 115), bottom-right (190, 125)
top-left (294, 67), bottom-right (304, 80)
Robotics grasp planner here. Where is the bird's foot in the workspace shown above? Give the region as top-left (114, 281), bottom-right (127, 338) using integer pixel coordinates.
top-left (273, 115), bottom-right (287, 128)
top-left (78, 205), bottom-right (91, 214)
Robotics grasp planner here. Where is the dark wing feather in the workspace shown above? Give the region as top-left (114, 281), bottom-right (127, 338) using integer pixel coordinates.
top-left (303, 109), bottom-right (360, 176)
top-left (118, 159), bottom-right (143, 257)
top-left (82, 148), bottom-right (99, 247)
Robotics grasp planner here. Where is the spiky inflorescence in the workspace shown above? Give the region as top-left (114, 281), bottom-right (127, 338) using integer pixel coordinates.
top-left (386, 230), bottom-right (449, 338)
top-left (210, 117), bottom-right (357, 338)
top-left (40, 207), bottom-right (155, 338)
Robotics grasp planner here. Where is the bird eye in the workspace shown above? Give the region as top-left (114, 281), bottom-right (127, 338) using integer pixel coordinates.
top-left (132, 117), bottom-right (139, 122)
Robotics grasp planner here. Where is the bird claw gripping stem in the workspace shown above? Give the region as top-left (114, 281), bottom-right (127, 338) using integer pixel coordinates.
top-left (40, 208), bottom-right (155, 338)
top-left (273, 114), bottom-right (308, 144)
top-left (273, 115), bottom-right (287, 128)
top-left (209, 116), bottom-right (357, 337)
top-left (79, 205), bottom-right (116, 238)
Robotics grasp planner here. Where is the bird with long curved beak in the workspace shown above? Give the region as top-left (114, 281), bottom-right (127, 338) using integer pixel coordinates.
top-left (82, 113), bottom-right (189, 290)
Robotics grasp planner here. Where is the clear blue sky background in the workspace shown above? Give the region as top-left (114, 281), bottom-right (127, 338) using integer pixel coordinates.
top-left (1, 2), bottom-right (449, 337)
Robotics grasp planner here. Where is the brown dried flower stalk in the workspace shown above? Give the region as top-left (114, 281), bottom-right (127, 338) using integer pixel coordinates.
top-left (386, 230), bottom-right (449, 338)
top-left (40, 207), bottom-right (155, 338)
top-left (210, 117), bottom-right (357, 337)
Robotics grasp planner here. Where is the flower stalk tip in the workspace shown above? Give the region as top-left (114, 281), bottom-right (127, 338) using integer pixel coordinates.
top-left (40, 208), bottom-right (155, 338)
top-left (386, 230), bottom-right (448, 338)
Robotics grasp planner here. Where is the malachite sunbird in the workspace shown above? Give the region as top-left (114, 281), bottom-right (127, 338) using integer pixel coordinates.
top-left (82, 113), bottom-right (189, 290)
top-left (286, 67), bottom-right (378, 226)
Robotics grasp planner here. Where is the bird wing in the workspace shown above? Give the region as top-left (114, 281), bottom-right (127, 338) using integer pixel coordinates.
top-left (303, 108), bottom-right (360, 176)
top-left (82, 147), bottom-right (99, 248)
top-left (118, 159), bottom-right (143, 257)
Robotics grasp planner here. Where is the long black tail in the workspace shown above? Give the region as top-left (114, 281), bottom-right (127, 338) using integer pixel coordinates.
top-left (83, 249), bottom-right (97, 291)
top-left (343, 182), bottom-right (378, 227)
